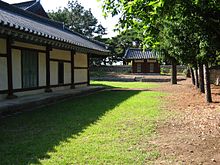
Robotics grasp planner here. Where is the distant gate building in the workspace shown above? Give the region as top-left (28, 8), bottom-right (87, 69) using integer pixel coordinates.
top-left (124, 48), bottom-right (160, 74)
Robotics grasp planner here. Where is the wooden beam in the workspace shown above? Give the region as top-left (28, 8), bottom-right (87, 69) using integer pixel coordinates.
top-left (6, 37), bottom-right (17, 99)
top-left (87, 53), bottom-right (90, 86)
top-left (45, 45), bottom-right (52, 92)
top-left (50, 58), bottom-right (71, 63)
top-left (74, 82), bottom-right (88, 85)
top-left (71, 50), bottom-right (76, 89)
top-left (0, 53), bottom-right (7, 57)
top-left (11, 45), bottom-right (46, 53)
top-left (74, 67), bottom-right (88, 69)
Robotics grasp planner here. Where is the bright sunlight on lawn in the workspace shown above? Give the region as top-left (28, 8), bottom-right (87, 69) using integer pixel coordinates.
top-left (91, 80), bottom-right (159, 89)
top-left (0, 81), bottom-right (165, 165)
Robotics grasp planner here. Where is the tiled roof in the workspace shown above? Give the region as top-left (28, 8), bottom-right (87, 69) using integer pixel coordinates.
top-left (124, 48), bottom-right (158, 59)
top-left (12, 0), bottom-right (36, 10)
top-left (0, 1), bottom-right (109, 55)
top-left (13, 0), bottom-right (49, 18)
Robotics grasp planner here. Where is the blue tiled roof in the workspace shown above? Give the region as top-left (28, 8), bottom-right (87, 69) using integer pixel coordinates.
top-left (124, 48), bottom-right (158, 59)
top-left (0, 0), bottom-right (109, 55)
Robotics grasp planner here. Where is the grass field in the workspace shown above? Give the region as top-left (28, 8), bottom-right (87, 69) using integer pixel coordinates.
top-left (0, 81), bottom-right (165, 165)
top-left (91, 80), bottom-right (159, 89)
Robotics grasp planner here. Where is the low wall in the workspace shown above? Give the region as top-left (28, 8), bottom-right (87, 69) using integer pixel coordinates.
top-left (210, 66), bottom-right (220, 85)
top-left (91, 65), bottom-right (187, 74)
top-left (91, 65), bottom-right (132, 73)
top-left (161, 65), bottom-right (187, 73)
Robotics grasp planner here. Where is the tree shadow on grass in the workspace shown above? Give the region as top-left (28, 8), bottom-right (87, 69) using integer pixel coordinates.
top-left (0, 90), bottom-right (140, 165)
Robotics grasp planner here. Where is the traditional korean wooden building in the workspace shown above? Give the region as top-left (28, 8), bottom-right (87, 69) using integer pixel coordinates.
top-left (0, 0), bottom-right (109, 100)
top-left (124, 48), bottom-right (160, 73)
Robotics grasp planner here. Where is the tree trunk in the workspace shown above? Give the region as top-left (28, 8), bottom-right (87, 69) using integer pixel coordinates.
top-left (171, 60), bottom-right (177, 84)
top-left (190, 67), bottom-right (195, 85)
top-left (194, 67), bottom-right (199, 88)
top-left (204, 63), bottom-right (212, 103)
top-left (198, 62), bottom-right (205, 93)
top-left (186, 67), bottom-right (191, 78)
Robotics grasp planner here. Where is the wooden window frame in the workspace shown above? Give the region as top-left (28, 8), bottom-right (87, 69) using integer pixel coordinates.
top-left (21, 49), bottom-right (39, 89)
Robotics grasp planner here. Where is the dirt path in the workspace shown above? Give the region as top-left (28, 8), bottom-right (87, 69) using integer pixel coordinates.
top-left (153, 79), bottom-right (220, 165)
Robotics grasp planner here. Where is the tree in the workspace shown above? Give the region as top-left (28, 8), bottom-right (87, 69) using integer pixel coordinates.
top-left (107, 29), bottom-right (143, 56)
top-left (94, 29), bottom-right (143, 65)
top-left (48, 0), bottom-right (106, 38)
top-left (100, 0), bottom-right (220, 102)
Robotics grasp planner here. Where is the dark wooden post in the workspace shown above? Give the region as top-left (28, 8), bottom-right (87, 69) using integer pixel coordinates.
top-left (190, 67), bottom-right (195, 85)
top-left (6, 37), bottom-right (17, 99)
top-left (198, 62), bottom-right (205, 93)
top-left (87, 53), bottom-right (90, 86)
top-left (71, 50), bottom-right (75, 89)
top-left (204, 63), bottom-right (212, 103)
top-left (171, 59), bottom-right (177, 84)
top-left (45, 45), bottom-right (52, 92)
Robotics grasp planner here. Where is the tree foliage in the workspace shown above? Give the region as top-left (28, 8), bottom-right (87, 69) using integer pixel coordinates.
top-left (48, 0), bottom-right (106, 38)
top-left (101, 0), bottom-right (220, 65)
top-left (101, 0), bottom-right (220, 101)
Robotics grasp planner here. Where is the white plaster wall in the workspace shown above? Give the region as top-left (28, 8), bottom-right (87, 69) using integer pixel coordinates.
top-left (50, 49), bottom-right (71, 61)
top-left (74, 69), bottom-right (87, 83)
top-left (12, 49), bottom-right (22, 89)
top-left (39, 53), bottom-right (46, 86)
top-left (64, 63), bottom-right (71, 84)
top-left (50, 61), bottom-right (58, 85)
top-left (13, 41), bottom-right (46, 51)
top-left (0, 38), bottom-right (6, 54)
top-left (0, 57), bottom-right (8, 90)
top-left (74, 53), bottom-right (87, 67)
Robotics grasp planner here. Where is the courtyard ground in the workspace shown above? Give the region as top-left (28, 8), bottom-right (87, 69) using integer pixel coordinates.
top-left (152, 79), bottom-right (220, 165)
top-left (1, 78), bottom-right (220, 164)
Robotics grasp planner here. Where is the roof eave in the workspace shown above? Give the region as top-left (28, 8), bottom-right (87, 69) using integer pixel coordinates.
top-left (0, 25), bottom-right (110, 55)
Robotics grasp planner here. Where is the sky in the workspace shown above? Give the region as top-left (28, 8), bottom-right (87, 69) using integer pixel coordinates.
top-left (3, 0), bottom-right (120, 38)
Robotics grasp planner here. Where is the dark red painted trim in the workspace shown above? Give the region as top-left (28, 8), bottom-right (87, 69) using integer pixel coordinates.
top-left (87, 54), bottom-right (90, 85)
top-left (71, 50), bottom-right (76, 89)
top-left (0, 53), bottom-right (7, 57)
top-left (74, 82), bottom-right (88, 85)
top-left (50, 58), bottom-right (71, 63)
top-left (6, 37), bottom-right (17, 99)
top-left (0, 81), bottom-right (88, 94)
top-left (14, 86), bottom-right (46, 92)
top-left (45, 45), bottom-right (52, 92)
top-left (132, 60), bottom-right (160, 73)
top-left (0, 90), bottom-right (7, 94)
top-left (74, 67), bottom-right (88, 69)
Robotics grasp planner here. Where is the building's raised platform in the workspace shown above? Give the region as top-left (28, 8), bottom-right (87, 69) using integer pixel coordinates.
top-left (0, 86), bottom-right (105, 118)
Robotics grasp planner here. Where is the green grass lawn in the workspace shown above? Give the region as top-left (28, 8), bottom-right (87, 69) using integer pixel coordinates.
top-left (0, 81), bottom-right (165, 165)
top-left (91, 80), bottom-right (159, 89)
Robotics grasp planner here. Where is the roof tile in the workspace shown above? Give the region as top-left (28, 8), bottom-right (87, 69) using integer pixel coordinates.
top-left (0, 1), bottom-right (109, 54)
top-left (124, 48), bottom-right (158, 59)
